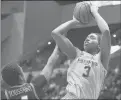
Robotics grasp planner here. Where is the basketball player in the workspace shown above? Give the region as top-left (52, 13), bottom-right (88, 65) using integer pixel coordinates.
top-left (1, 45), bottom-right (62, 99)
top-left (51, 4), bottom-right (111, 99)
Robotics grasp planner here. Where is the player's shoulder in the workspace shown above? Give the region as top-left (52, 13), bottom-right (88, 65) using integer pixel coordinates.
top-left (20, 83), bottom-right (31, 87)
top-left (9, 83), bottom-right (32, 90)
top-left (74, 47), bottom-right (84, 57)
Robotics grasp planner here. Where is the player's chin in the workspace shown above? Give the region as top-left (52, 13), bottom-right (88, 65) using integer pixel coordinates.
top-left (84, 45), bottom-right (89, 51)
top-left (84, 45), bottom-right (90, 52)
top-left (84, 43), bottom-right (89, 49)
top-left (84, 44), bottom-right (97, 52)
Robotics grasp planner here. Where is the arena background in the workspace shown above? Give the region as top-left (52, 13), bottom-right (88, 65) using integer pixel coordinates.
top-left (1, 1), bottom-right (121, 99)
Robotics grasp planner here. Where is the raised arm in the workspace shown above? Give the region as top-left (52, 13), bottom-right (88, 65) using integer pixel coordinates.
top-left (31, 45), bottom-right (61, 87)
top-left (91, 5), bottom-right (111, 70)
top-left (51, 18), bottom-right (82, 59)
top-left (41, 45), bottom-right (61, 81)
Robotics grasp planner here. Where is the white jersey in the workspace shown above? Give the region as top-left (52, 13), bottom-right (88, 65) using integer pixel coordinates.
top-left (66, 49), bottom-right (107, 99)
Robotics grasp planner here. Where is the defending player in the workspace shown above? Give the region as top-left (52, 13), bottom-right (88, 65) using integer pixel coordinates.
top-left (51, 4), bottom-right (111, 99)
top-left (1, 45), bottom-right (62, 99)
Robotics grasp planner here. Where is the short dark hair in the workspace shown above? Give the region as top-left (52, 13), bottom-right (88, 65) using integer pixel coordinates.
top-left (1, 62), bottom-right (22, 86)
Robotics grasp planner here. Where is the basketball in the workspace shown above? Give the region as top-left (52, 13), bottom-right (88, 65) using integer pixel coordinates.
top-left (73, 2), bottom-right (93, 24)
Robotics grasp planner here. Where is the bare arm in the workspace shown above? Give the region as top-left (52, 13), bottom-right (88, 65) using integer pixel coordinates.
top-left (31, 45), bottom-right (61, 87)
top-left (91, 5), bottom-right (111, 70)
top-left (51, 19), bottom-right (82, 59)
top-left (40, 45), bottom-right (61, 81)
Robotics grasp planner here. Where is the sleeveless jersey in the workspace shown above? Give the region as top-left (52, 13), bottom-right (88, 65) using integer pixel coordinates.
top-left (66, 50), bottom-right (107, 99)
top-left (5, 83), bottom-right (39, 100)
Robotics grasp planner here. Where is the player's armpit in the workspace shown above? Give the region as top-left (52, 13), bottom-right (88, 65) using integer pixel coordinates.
top-left (51, 32), bottom-right (77, 59)
top-left (31, 74), bottom-right (47, 89)
top-left (100, 30), bottom-right (111, 70)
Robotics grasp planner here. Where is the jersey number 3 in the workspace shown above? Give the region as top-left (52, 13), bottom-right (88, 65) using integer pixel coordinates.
top-left (83, 66), bottom-right (91, 77)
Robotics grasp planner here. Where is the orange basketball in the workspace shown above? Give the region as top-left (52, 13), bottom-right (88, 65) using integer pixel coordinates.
top-left (73, 2), bottom-right (93, 24)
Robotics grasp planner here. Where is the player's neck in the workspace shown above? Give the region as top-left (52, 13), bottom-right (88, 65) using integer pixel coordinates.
top-left (91, 52), bottom-right (97, 55)
top-left (85, 48), bottom-right (99, 55)
top-left (86, 50), bottom-right (97, 56)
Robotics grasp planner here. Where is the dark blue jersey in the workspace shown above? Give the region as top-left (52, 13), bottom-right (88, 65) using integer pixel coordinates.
top-left (5, 83), bottom-right (39, 100)
top-left (5, 75), bottom-right (47, 99)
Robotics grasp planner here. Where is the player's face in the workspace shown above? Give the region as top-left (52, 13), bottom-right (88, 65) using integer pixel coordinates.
top-left (84, 33), bottom-right (99, 53)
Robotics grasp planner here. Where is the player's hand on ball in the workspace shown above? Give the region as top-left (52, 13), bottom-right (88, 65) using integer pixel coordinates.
top-left (90, 4), bottom-right (99, 14)
top-left (90, 4), bottom-right (99, 19)
top-left (73, 15), bottom-right (77, 20)
top-left (72, 16), bottom-right (82, 28)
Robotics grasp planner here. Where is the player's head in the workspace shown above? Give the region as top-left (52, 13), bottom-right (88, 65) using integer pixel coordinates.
top-left (1, 62), bottom-right (26, 87)
top-left (84, 33), bottom-right (101, 54)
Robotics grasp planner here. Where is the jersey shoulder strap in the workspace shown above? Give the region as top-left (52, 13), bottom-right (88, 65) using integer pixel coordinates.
top-left (29, 83), bottom-right (39, 99)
